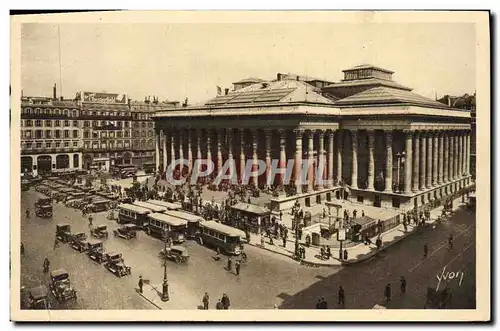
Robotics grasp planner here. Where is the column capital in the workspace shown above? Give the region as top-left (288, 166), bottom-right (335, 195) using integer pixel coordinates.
top-left (318, 130), bottom-right (325, 138)
top-left (294, 128), bottom-right (305, 137)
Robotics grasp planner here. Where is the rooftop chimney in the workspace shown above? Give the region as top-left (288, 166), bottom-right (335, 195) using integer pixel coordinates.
top-left (53, 83), bottom-right (57, 100)
top-left (277, 73), bottom-right (282, 81)
top-left (225, 88), bottom-right (229, 95)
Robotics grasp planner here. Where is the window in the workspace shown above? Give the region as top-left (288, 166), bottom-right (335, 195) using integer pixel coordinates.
top-left (148, 122), bottom-right (154, 128)
top-left (64, 130), bottom-right (70, 138)
top-left (142, 122), bottom-right (146, 128)
top-left (73, 120), bottom-right (78, 127)
top-left (141, 131), bottom-right (146, 137)
top-left (118, 121), bottom-right (122, 128)
top-left (45, 130), bottom-right (52, 139)
top-left (55, 130), bottom-right (61, 138)
top-left (73, 130), bottom-right (78, 138)
top-left (124, 121), bottom-right (130, 128)
top-left (92, 121), bottom-right (98, 127)
top-left (26, 142), bottom-right (32, 149)
top-left (35, 120), bottom-right (42, 127)
top-left (72, 110), bottom-right (77, 117)
top-left (73, 142), bottom-right (78, 147)
top-left (35, 130), bottom-right (42, 139)
top-left (55, 109), bottom-right (60, 115)
top-left (109, 131), bottom-right (115, 138)
top-left (55, 120), bottom-right (60, 126)
top-left (148, 131), bottom-right (153, 137)
top-left (64, 142), bottom-right (69, 148)
top-left (100, 120), bottom-right (106, 126)
top-left (101, 131), bottom-right (107, 138)
top-left (46, 142), bottom-right (51, 148)
top-left (45, 120), bottom-right (52, 127)
top-left (117, 131), bottom-right (122, 138)
top-left (84, 121), bottom-right (90, 127)
top-left (92, 132), bottom-right (98, 138)
top-left (64, 120), bottom-right (69, 127)
top-left (36, 142), bottom-right (42, 148)
top-left (25, 120), bottom-right (33, 127)
top-left (25, 130), bottom-right (32, 138)
top-left (63, 109), bottom-right (69, 116)
top-left (133, 122), bottom-right (139, 128)
top-left (84, 131), bottom-right (90, 139)
top-left (124, 131), bottom-right (129, 137)
top-left (97, 111), bottom-right (101, 116)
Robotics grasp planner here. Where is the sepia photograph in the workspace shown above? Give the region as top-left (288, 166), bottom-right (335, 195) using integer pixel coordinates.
top-left (10, 10), bottom-right (490, 322)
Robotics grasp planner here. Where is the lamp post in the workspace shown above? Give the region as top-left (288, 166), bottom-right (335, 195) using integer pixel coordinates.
top-left (395, 151), bottom-right (406, 193)
top-left (325, 201), bottom-right (343, 259)
top-left (161, 229), bottom-right (170, 302)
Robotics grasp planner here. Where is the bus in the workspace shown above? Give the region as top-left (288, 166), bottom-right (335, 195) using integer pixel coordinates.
top-left (198, 221), bottom-right (246, 255)
top-left (132, 201), bottom-right (166, 213)
top-left (117, 203), bottom-right (151, 228)
top-left (146, 199), bottom-right (182, 211)
top-left (146, 212), bottom-right (188, 243)
top-left (110, 164), bottom-right (137, 179)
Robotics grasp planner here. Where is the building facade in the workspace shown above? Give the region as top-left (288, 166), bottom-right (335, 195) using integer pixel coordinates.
top-left (152, 64), bottom-right (473, 211)
top-left (20, 87), bottom-right (83, 177)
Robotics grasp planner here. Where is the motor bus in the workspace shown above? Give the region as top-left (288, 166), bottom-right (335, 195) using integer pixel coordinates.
top-left (88, 199), bottom-right (110, 213)
top-left (146, 199), bottom-right (182, 211)
top-left (117, 203), bottom-right (151, 228)
top-left (142, 162), bottom-right (156, 175)
top-left (110, 164), bottom-right (137, 179)
top-left (132, 200), bottom-right (166, 213)
top-left (145, 212), bottom-right (188, 243)
top-left (198, 221), bottom-right (246, 255)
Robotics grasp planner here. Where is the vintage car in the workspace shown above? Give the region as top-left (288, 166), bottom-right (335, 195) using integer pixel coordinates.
top-left (24, 285), bottom-right (50, 309)
top-left (113, 224), bottom-right (137, 240)
top-left (104, 252), bottom-right (124, 264)
top-left (159, 245), bottom-right (189, 264)
top-left (70, 232), bottom-right (88, 252)
top-left (35, 196), bottom-right (52, 209)
top-left (91, 225), bottom-right (109, 239)
top-left (56, 224), bottom-right (72, 243)
top-left (21, 179), bottom-right (31, 192)
top-left (49, 269), bottom-right (77, 302)
top-left (104, 257), bottom-right (132, 278)
top-left (86, 240), bottom-right (106, 263)
top-left (35, 204), bottom-right (53, 218)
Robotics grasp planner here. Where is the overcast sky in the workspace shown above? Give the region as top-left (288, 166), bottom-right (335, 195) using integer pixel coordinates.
top-left (20, 22), bottom-right (476, 104)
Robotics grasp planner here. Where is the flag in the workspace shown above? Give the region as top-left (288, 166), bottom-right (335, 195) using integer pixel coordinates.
top-left (217, 86), bottom-right (222, 95)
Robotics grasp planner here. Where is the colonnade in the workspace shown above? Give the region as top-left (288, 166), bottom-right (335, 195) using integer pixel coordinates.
top-left (155, 127), bottom-right (472, 196)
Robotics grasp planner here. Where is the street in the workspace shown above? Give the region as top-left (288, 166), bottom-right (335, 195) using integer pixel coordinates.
top-left (20, 188), bottom-right (475, 310)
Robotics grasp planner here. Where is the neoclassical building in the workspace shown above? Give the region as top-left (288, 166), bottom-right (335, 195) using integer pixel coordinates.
top-left (152, 65), bottom-right (473, 211)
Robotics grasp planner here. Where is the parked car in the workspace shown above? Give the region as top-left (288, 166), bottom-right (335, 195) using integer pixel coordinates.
top-left (86, 240), bottom-right (106, 263)
top-left (49, 269), bottom-right (77, 302)
top-left (70, 232), bottom-right (88, 252)
top-left (35, 204), bottom-right (53, 218)
top-left (159, 245), bottom-right (189, 264)
top-left (113, 224), bottom-right (137, 240)
top-left (24, 285), bottom-right (50, 309)
top-left (56, 224), bottom-right (72, 243)
top-left (103, 253), bottom-right (131, 277)
top-left (104, 252), bottom-right (124, 264)
top-left (91, 224), bottom-right (109, 239)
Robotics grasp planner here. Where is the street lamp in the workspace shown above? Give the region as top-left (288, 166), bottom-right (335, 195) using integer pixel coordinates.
top-left (395, 151), bottom-right (406, 193)
top-left (161, 229), bottom-right (170, 302)
top-left (325, 201), bottom-right (343, 259)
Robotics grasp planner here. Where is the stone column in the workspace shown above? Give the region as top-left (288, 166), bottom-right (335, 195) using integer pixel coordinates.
top-left (337, 131), bottom-right (343, 185)
top-left (186, 130), bottom-right (193, 174)
top-left (448, 132), bottom-right (454, 181)
top-left (327, 131), bottom-right (334, 188)
top-left (438, 132), bottom-right (444, 184)
top-left (426, 132), bottom-right (432, 188)
top-left (251, 129), bottom-right (258, 187)
top-left (170, 131), bottom-right (176, 165)
top-left (459, 131), bottom-right (465, 176)
top-left (307, 131), bottom-right (314, 192)
top-left (295, 129), bottom-right (303, 194)
top-left (227, 129), bottom-right (234, 181)
top-left (454, 132), bottom-right (459, 179)
top-left (279, 129), bottom-right (287, 186)
top-left (443, 131), bottom-right (449, 182)
top-left (206, 129), bottom-right (212, 168)
top-left (412, 131), bottom-right (419, 192)
top-left (318, 130), bottom-right (325, 189)
top-left (178, 129), bottom-right (184, 162)
top-left (196, 130), bottom-right (202, 174)
top-left (420, 132), bottom-right (426, 190)
top-left (155, 131), bottom-right (160, 171)
top-left (162, 130), bottom-right (168, 172)
top-left (351, 130), bottom-right (358, 189)
top-left (466, 132), bottom-right (471, 175)
top-left (367, 130), bottom-right (375, 191)
top-left (432, 131), bottom-right (438, 186)
top-left (240, 130), bottom-right (246, 183)
top-left (216, 130), bottom-right (223, 174)
top-left (265, 129), bottom-right (272, 186)
top-left (404, 130), bottom-right (413, 194)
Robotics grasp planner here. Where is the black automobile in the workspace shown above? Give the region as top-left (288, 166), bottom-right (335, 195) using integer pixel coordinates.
top-left (56, 224), bottom-right (72, 243)
top-left (35, 204), bottom-right (53, 218)
top-left (104, 257), bottom-right (132, 278)
top-left (49, 269), bottom-right (77, 302)
top-left (91, 225), bottom-right (109, 239)
top-left (113, 224), bottom-right (137, 240)
top-left (24, 285), bottom-right (50, 309)
top-left (86, 240), bottom-right (106, 263)
top-left (70, 232), bottom-right (88, 252)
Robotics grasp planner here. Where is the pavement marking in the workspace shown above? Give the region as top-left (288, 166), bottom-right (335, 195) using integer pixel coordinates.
top-left (443, 240), bottom-right (475, 270)
top-left (408, 225), bottom-right (473, 273)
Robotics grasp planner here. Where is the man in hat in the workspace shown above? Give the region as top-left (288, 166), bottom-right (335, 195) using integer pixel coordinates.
top-left (202, 292), bottom-right (209, 310)
top-left (138, 275), bottom-right (143, 294)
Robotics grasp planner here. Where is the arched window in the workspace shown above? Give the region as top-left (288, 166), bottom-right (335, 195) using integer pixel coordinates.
top-left (35, 108), bottom-right (41, 114)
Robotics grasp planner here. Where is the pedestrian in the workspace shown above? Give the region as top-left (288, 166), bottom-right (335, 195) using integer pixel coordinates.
top-left (260, 234), bottom-right (265, 246)
top-left (138, 275), bottom-right (143, 294)
top-left (400, 276), bottom-right (406, 294)
top-left (301, 246), bottom-right (306, 260)
top-left (361, 210), bottom-right (365, 217)
top-left (53, 237), bottom-right (59, 250)
top-left (338, 285), bottom-right (345, 307)
top-left (88, 215), bottom-right (93, 227)
top-left (376, 236), bottom-right (382, 250)
top-left (424, 243), bottom-right (428, 258)
top-left (235, 260), bottom-right (241, 276)
top-left (43, 258), bottom-right (50, 273)
top-left (448, 233), bottom-right (454, 249)
top-left (279, 210), bottom-right (283, 221)
top-left (221, 293), bottom-right (230, 309)
top-left (283, 236), bottom-right (287, 248)
top-left (384, 283), bottom-right (391, 304)
top-left (227, 257), bottom-right (232, 271)
top-left (326, 245), bottom-right (331, 259)
top-left (26, 209), bottom-right (30, 219)
top-left (202, 292), bottom-right (209, 310)
top-left (315, 297), bottom-right (322, 309)
top-left (321, 297), bottom-right (328, 309)
top-left (343, 249), bottom-right (348, 261)
top-left (216, 299), bottom-right (223, 310)
top-left (20, 243), bottom-right (25, 256)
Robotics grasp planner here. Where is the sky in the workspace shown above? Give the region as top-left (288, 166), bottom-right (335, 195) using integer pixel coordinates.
top-left (20, 22), bottom-right (476, 104)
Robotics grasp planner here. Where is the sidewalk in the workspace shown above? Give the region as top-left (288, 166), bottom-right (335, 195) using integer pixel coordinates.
top-left (136, 282), bottom-right (202, 310)
top-left (247, 196), bottom-right (468, 267)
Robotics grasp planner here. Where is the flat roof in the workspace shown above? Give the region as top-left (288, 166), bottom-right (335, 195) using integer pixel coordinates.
top-left (147, 200), bottom-right (182, 210)
top-left (133, 200), bottom-right (166, 212)
top-left (148, 212), bottom-right (187, 227)
top-left (118, 203), bottom-right (151, 214)
top-left (200, 221), bottom-right (246, 237)
top-left (163, 210), bottom-right (205, 222)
